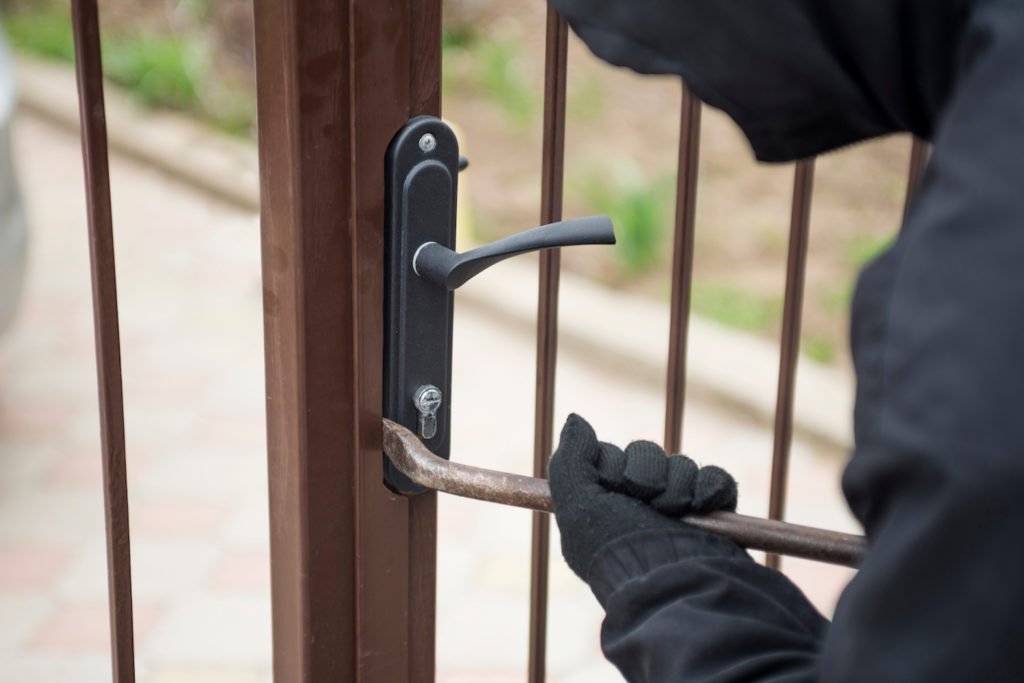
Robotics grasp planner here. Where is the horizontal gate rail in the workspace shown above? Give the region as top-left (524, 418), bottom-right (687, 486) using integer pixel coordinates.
top-left (383, 419), bottom-right (867, 568)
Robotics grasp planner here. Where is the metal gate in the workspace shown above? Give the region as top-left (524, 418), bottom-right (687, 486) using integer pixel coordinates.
top-left (67, 0), bottom-right (926, 681)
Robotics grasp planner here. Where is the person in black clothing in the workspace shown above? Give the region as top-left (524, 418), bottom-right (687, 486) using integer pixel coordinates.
top-left (545, 1), bottom-right (1024, 681)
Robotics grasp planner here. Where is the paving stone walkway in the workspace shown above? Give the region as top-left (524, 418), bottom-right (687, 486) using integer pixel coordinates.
top-left (0, 114), bottom-right (858, 683)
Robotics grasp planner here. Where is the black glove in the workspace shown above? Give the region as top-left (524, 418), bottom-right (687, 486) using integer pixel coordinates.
top-left (548, 413), bottom-right (738, 581)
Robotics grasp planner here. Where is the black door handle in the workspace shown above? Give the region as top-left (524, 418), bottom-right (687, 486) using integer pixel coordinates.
top-left (413, 215), bottom-right (615, 290)
top-left (383, 116), bottom-right (616, 493)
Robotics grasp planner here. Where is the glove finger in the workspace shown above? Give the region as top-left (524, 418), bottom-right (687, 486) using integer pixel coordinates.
top-left (548, 414), bottom-right (601, 488)
top-left (596, 442), bottom-right (627, 489)
top-left (622, 440), bottom-right (668, 501)
top-left (692, 465), bottom-right (739, 513)
top-left (651, 454), bottom-right (699, 516)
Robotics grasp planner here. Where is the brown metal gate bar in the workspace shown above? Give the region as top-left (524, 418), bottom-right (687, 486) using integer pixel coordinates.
top-left (70, 1), bottom-right (136, 681)
top-left (663, 85), bottom-right (703, 454)
top-left (766, 158), bottom-right (816, 569)
top-left (383, 419), bottom-right (867, 568)
top-left (528, 10), bottom-right (570, 683)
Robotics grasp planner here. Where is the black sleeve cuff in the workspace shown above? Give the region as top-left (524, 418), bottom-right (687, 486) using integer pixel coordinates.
top-left (586, 526), bottom-right (750, 607)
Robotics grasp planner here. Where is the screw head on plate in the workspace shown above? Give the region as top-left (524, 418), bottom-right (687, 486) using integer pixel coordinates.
top-left (418, 133), bottom-right (437, 154)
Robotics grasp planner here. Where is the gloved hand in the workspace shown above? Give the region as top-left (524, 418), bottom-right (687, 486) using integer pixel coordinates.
top-left (548, 413), bottom-right (738, 581)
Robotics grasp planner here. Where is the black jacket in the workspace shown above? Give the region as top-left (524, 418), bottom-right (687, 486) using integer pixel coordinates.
top-left (548, 0), bottom-right (1024, 680)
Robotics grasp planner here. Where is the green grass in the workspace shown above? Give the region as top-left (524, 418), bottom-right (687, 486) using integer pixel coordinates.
top-left (442, 29), bottom-right (538, 128)
top-left (844, 234), bottom-right (894, 267)
top-left (679, 281), bottom-right (841, 363)
top-left (821, 281), bottom-right (855, 314)
top-left (3, 7), bottom-right (253, 135)
top-left (575, 169), bottom-right (673, 276)
top-left (476, 39), bottom-right (537, 127)
top-left (102, 35), bottom-right (206, 110)
top-left (442, 24), bottom-right (480, 52)
top-left (801, 333), bottom-right (837, 364)
top-left (692, 282), bottom-right (782, 333)
top-left (441, 26), bottom-right (474, 94)
top-left (823, 233), bottom-right (896, 322)
top-left (4, 8), bottom-right (76, 62)
top-left (568, 75), bottom-right (605, 122)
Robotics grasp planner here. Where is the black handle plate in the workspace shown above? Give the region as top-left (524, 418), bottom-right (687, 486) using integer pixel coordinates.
top-left (383, 116), bottom-right (459, 494)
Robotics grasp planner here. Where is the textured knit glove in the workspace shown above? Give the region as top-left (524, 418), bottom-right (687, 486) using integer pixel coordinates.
top-left (548, 413), bottom-right (738, 580)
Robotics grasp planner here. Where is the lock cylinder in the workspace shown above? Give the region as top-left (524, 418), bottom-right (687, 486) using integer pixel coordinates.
top-left (413, 385), bottom-right (442, 440)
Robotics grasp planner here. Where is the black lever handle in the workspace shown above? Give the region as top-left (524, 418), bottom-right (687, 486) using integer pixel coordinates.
top-left (413, 215), bottom-right (616, 290)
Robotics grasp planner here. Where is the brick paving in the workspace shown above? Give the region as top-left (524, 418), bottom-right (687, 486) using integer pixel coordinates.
top-left (0, 113), bottom-right (858, 682)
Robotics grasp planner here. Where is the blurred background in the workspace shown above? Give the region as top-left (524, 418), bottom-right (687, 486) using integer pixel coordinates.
top-left (0, 1), bottom-right (909, 681)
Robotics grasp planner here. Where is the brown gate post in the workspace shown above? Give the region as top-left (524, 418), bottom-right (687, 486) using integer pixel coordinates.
top-left (253, 1), bottom-right (440, 680)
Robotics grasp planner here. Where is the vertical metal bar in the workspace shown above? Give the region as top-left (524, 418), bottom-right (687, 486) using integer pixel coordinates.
top-left (255, 1), bottom-right (441, 680)
top-left (663, 85), bottom-right (702, 454)
top-left (766, 158), bottom-right (815, 570)
top-left (528, 10), bottom-right (568, 683)
top-left (70, 2), bottom-right (136, 681)
top-left (903, 138), bottom-right (929, 221)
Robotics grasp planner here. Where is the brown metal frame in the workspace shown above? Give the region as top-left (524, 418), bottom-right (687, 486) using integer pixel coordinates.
top-left (252, 0), bottom-right (440, 680)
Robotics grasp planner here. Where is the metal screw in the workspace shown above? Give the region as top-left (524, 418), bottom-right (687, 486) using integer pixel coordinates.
top-left (413, 384), bottom-right (442, 440)
top-left (418, 133), bottom-right (437, 154)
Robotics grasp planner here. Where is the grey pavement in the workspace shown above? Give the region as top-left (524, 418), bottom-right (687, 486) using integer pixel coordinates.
top-left (0, 113), bottom-right (857, 683)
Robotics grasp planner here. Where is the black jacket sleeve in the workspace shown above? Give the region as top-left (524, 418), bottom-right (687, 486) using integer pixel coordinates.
top-left (566, 0), bottom-right (1024, 681)
top-left (824, 2), bottom-right (1024, 679)
top-left (548, 0), bottom-right (967, 162)
top-left (589, 529), bottom-right (827, 682)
